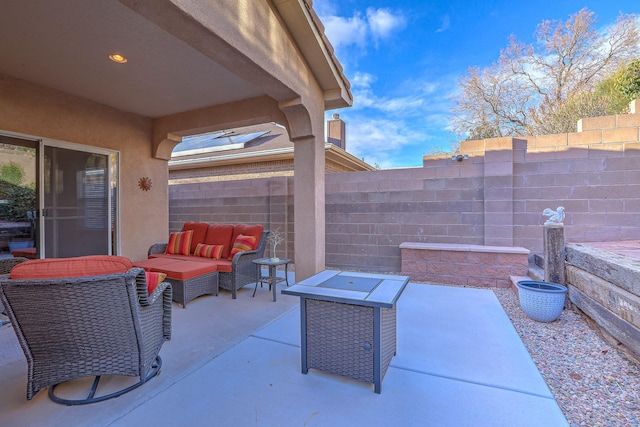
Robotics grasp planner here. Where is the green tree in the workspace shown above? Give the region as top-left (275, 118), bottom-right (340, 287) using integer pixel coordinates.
top-left (598, 59), bottom-right (640, 113)
top-left (0, 161), bottom-right (25, 185)
top-left (533, 91), bottom-right (612, 134)
top-left (533, 58), bottom-right (640, 134)
top-left (0, 162), bottom-right (35, 222)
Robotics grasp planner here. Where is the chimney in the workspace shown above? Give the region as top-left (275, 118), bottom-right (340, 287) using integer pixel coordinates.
top-left (327, 113), bottom-right (346, 150)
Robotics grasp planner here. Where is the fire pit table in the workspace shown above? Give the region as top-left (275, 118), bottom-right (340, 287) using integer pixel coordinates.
top-left (282, 270), bottom-right (409, 393)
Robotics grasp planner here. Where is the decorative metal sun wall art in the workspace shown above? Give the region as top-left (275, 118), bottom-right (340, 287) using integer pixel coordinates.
top-left (138, 177), bottom-right (152, 191)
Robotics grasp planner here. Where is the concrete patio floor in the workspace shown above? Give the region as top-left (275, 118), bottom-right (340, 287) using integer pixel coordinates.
top-left (0, 272), bottom-right (568, 426)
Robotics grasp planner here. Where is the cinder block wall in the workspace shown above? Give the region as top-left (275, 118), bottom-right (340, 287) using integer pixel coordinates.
top-left (511, 112), bottom-right (640, 252)
top-left (324, 167), bottom-right (484, 272)
top-left (168, 103), bottom-right (640, 273)
top-left (168, 176), bottom-right (293, 260)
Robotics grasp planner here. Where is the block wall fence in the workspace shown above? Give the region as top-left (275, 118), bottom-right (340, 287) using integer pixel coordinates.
top-left (168, 103), bottom-right (640, 274)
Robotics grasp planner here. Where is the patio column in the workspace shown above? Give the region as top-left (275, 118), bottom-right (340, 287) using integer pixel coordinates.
top-left (281, 98), bottom-right (326, 281)
top-left (293, 134), bottom-right (326, 280)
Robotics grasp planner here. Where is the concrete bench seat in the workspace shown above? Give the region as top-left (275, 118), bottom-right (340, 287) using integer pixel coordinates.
top-left (400, 242), bottom-right (530, 288)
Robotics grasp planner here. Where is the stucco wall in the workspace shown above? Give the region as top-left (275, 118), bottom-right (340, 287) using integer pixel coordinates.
top-left (0, 74), bottom-right (169, 261)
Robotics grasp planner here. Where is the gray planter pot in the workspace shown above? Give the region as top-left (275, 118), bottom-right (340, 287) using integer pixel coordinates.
top-left (516, 280), bottom-right (567, 322)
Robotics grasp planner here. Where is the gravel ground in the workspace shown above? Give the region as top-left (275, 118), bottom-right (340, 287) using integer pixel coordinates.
top-left (493, 287), bottom-right (640, 427)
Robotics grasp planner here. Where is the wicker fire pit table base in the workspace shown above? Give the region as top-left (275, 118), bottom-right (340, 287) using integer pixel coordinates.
top-left (282, 270), bottom-right (409, 393)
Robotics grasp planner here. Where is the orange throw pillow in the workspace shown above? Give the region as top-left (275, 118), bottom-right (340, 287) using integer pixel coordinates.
top-left (193, 243), bottom-right (224, 259)
top-left (166, 230), bottom-right (193, 255)
top-left (229, 234), bottom-right (257, 259)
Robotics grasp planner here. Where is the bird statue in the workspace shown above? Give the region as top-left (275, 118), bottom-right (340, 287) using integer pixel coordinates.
top-left (542, 206), bottom-right (565, 225)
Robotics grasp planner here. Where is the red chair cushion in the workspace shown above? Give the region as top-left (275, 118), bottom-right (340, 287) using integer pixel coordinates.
top-left (10, 255), bottom-right (134, 280)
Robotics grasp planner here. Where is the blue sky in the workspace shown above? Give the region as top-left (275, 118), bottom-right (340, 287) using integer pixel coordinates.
top-left (315, 0), bottom-right (639, 169)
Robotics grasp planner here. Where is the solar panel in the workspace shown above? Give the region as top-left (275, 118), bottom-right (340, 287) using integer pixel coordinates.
top-left (172, 130), bottom-right (270, 156)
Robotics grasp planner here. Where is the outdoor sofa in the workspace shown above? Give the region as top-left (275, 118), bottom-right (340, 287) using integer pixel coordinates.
top-left (148, 222), bottom-right (268, 299)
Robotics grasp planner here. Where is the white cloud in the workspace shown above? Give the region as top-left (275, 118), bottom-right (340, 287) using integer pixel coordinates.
top-left (331, 72), bottom-right (460, 167)
top-left (318, 6), bottom-right (405, 51)
top-left (315, 1), bottom-right (458, 167)
top-left (311, 0), bottom-right (336, 17)
top-left (349, 72), bottom-right (378, 108)
top-left (379, 97), bottom-right (425, 114)
top-left (322, 14), bottom-right (368, 49)
top-left (366, 8), bottom-right (407, 41)
top-left (351, 72), bottom-right (377, 88)
top-left (350, 73), bottom-right (433, 116)
top-left (436, 15), bottom-right (451, 33)
top-left (344, 117), bottom-right (428, 168)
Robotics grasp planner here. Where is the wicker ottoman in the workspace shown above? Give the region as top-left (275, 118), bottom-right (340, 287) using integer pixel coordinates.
top-left (133, 259), bottom-right (219, 307)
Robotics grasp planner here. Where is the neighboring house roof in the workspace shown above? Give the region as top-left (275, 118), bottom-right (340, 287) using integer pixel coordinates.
top-left (168, 122), bottom-right (375, 182)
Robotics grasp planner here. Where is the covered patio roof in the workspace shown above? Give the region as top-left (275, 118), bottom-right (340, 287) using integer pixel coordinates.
top-left (0, 0), bottom-right (351, 278)
top-left (0, 0), bottom-right (351, 118)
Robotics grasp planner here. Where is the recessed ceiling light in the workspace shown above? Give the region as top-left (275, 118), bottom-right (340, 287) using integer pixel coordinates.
top-left (109, 54), bottom-right (127, 64)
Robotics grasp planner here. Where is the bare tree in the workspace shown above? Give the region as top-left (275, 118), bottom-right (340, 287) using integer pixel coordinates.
top-left (451, 8), bottom-right (640, 139)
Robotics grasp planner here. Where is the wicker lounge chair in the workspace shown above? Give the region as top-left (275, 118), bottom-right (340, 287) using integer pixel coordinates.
top-left (0, 257), bottom-right (29, 319)
top-left (0, 266), bottom-right (172, 404)
top-left (0, 256), bottom-right (29, 275)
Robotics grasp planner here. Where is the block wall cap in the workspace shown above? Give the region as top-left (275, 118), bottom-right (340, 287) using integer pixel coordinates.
top-left (399, 242), bottom-right (530, 255)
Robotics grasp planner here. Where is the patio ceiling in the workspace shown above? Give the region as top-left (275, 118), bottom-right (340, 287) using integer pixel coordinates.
top-left (0, 0), bottom-right (350, 119)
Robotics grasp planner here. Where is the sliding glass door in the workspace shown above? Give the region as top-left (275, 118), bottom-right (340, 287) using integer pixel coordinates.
top-left (1, 133), bottom-right (118, 259)
top-left (43, 145), bottom-right (118, 258)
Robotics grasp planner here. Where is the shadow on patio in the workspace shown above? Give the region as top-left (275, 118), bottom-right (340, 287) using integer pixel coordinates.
top-left (0, 271), bottom-right (567, 426)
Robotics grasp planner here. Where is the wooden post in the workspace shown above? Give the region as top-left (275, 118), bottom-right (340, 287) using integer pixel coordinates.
top-left (544, 223), bottom-right (565, 285)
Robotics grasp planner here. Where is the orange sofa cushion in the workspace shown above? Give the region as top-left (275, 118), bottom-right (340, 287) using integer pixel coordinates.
top-left (204, 224), bottom-right (234, 259)
top-left (10, 255), bottom-right (134, 280)
top-left (132, 258), bottom-right (185, 271)
top-left (151, 261), bottom-right (218, 280)
top-left (181, 222), bottom-right (209, 254)
top-left (231, 224), bottom-right (264, 247)
top-left (148, 254), bottom-right (233, 272)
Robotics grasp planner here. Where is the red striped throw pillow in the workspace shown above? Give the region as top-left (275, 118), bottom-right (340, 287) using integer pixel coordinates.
top-left (145, 272), bottom-right (167, 295)
top-left (165, 230), bottom-right (193, 255)
top-left (229, 234), bottom-right (257, 259)
top-left (193, 243), bottom-right (224, 259)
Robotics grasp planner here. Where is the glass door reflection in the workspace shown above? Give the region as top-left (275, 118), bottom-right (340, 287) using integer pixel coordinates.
top-left (0, 135), bottom-right (38, 259)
